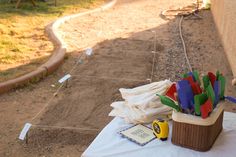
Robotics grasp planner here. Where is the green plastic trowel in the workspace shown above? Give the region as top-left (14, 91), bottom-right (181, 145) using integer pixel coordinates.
top-left (157, 94), bottom-right (180, 112)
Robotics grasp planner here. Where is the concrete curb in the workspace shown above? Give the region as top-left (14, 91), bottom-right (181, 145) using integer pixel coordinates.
top-left (0, 0), bottom-right (117, 94)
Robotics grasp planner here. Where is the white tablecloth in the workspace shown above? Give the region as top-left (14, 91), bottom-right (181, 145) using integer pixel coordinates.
top-left (82, 112), bottom-right (236, 157)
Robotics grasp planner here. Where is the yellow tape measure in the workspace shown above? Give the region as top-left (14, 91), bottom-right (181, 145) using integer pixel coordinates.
top-left (152, 119), bottom-right (169, 141)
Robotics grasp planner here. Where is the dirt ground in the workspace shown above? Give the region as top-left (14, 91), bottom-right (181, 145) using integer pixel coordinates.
top-left (0, 0), bottom-right (236, 157)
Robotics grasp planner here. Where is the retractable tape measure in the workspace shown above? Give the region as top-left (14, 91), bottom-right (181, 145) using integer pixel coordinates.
top-left (152, 119), bottom-right (169, 141)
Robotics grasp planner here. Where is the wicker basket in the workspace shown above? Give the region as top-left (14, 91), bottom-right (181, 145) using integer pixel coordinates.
top-left (171, 103), bottom-right (224, 151)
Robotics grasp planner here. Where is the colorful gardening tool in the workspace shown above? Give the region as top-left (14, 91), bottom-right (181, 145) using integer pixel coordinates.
top-left (218, 74), bottom-right (226, 99)
top-left (194, 93), bottom-right (208, 116)
top-left (183, 72), bottom-right (202, 95)
top-left (187, 72), bottom-right (195, 81)
top-left (216, 70), bottom-right (220, 80)
top-left (157, 70), bottom-right (236, 119)
top-left (177, 80), bottom-right (194, 110)
top-left (165, 83), bottom-right (177, 101)
top-left (191, 82), bottom-right (202, 95)
top-left (206, 84), bottom-right (215, 107)
top-left (182, 72), bottom-right (195, 81)
top-left (193, 71), bottom-right (201, 85)
top-left (214, 80), bottom-right (220, 106)
top-left (203, 75), bottom-right (210, 90)
top-left (224, 96), bottom-right (236, 103)
top-left (208, 72), bottom-right (216, 87)
top-left (183, 75), bottom-right (195, 85)
top-left (200, 98), bottom-right (213, 119)
top-left (157, 94), bottom-right (180, 112)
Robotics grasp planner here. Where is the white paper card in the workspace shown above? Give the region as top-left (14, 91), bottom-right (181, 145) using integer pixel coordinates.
top-left (120, 124), bottom-right (155, 146)
top-left (58, 74), bottom-right (71, 83)
top-left (19, 123), bottom-right (32, 140)
top-left (85, 48), bottom-right (93, 56)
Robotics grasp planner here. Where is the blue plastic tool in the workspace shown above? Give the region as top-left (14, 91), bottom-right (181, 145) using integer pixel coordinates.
top-left (177, 80), bottom-right (194, 110)
top-left (225, 96), bottom-right (236, 103)
top-left (213, 80), bottom-right (220, 107)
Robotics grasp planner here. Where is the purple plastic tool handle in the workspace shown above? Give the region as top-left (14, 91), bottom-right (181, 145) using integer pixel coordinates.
top-left (225, 96), bottom-right (236, 103)
top-left (214, 81), bottom-right (220, 107)
top-left (177, 80), bottom-right (194, 110)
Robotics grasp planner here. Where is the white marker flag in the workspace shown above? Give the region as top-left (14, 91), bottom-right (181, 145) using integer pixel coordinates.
top-left (58, 74), bottom-right (71, 83)
top-left (85, 48), bottom-right (93, 56)
top-left (19, 123), bottom-right (32, 140)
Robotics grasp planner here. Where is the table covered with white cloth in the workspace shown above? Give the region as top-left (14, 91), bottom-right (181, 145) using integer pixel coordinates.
top-left (82, 112), bottom-right (236, 157)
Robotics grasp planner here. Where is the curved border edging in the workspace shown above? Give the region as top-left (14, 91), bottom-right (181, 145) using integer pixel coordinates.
top-left (0, 0), bottom-right (117, 94)
top-left (232, 79), bottom-right (236, 86)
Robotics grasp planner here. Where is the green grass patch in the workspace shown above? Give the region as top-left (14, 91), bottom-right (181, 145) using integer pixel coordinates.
top-left (0, 0), bottom-right (101, 18)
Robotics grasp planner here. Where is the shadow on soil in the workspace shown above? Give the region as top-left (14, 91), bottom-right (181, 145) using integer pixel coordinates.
top-left (0, 55), bottom-right (51, 82)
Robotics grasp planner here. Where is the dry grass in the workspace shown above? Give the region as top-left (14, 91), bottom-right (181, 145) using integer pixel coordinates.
top-left (0, 0), bottom-right (105, 82)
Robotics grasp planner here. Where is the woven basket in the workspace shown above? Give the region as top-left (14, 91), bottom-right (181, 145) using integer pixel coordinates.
top-left (171, 103), bottom-right (224, 151)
